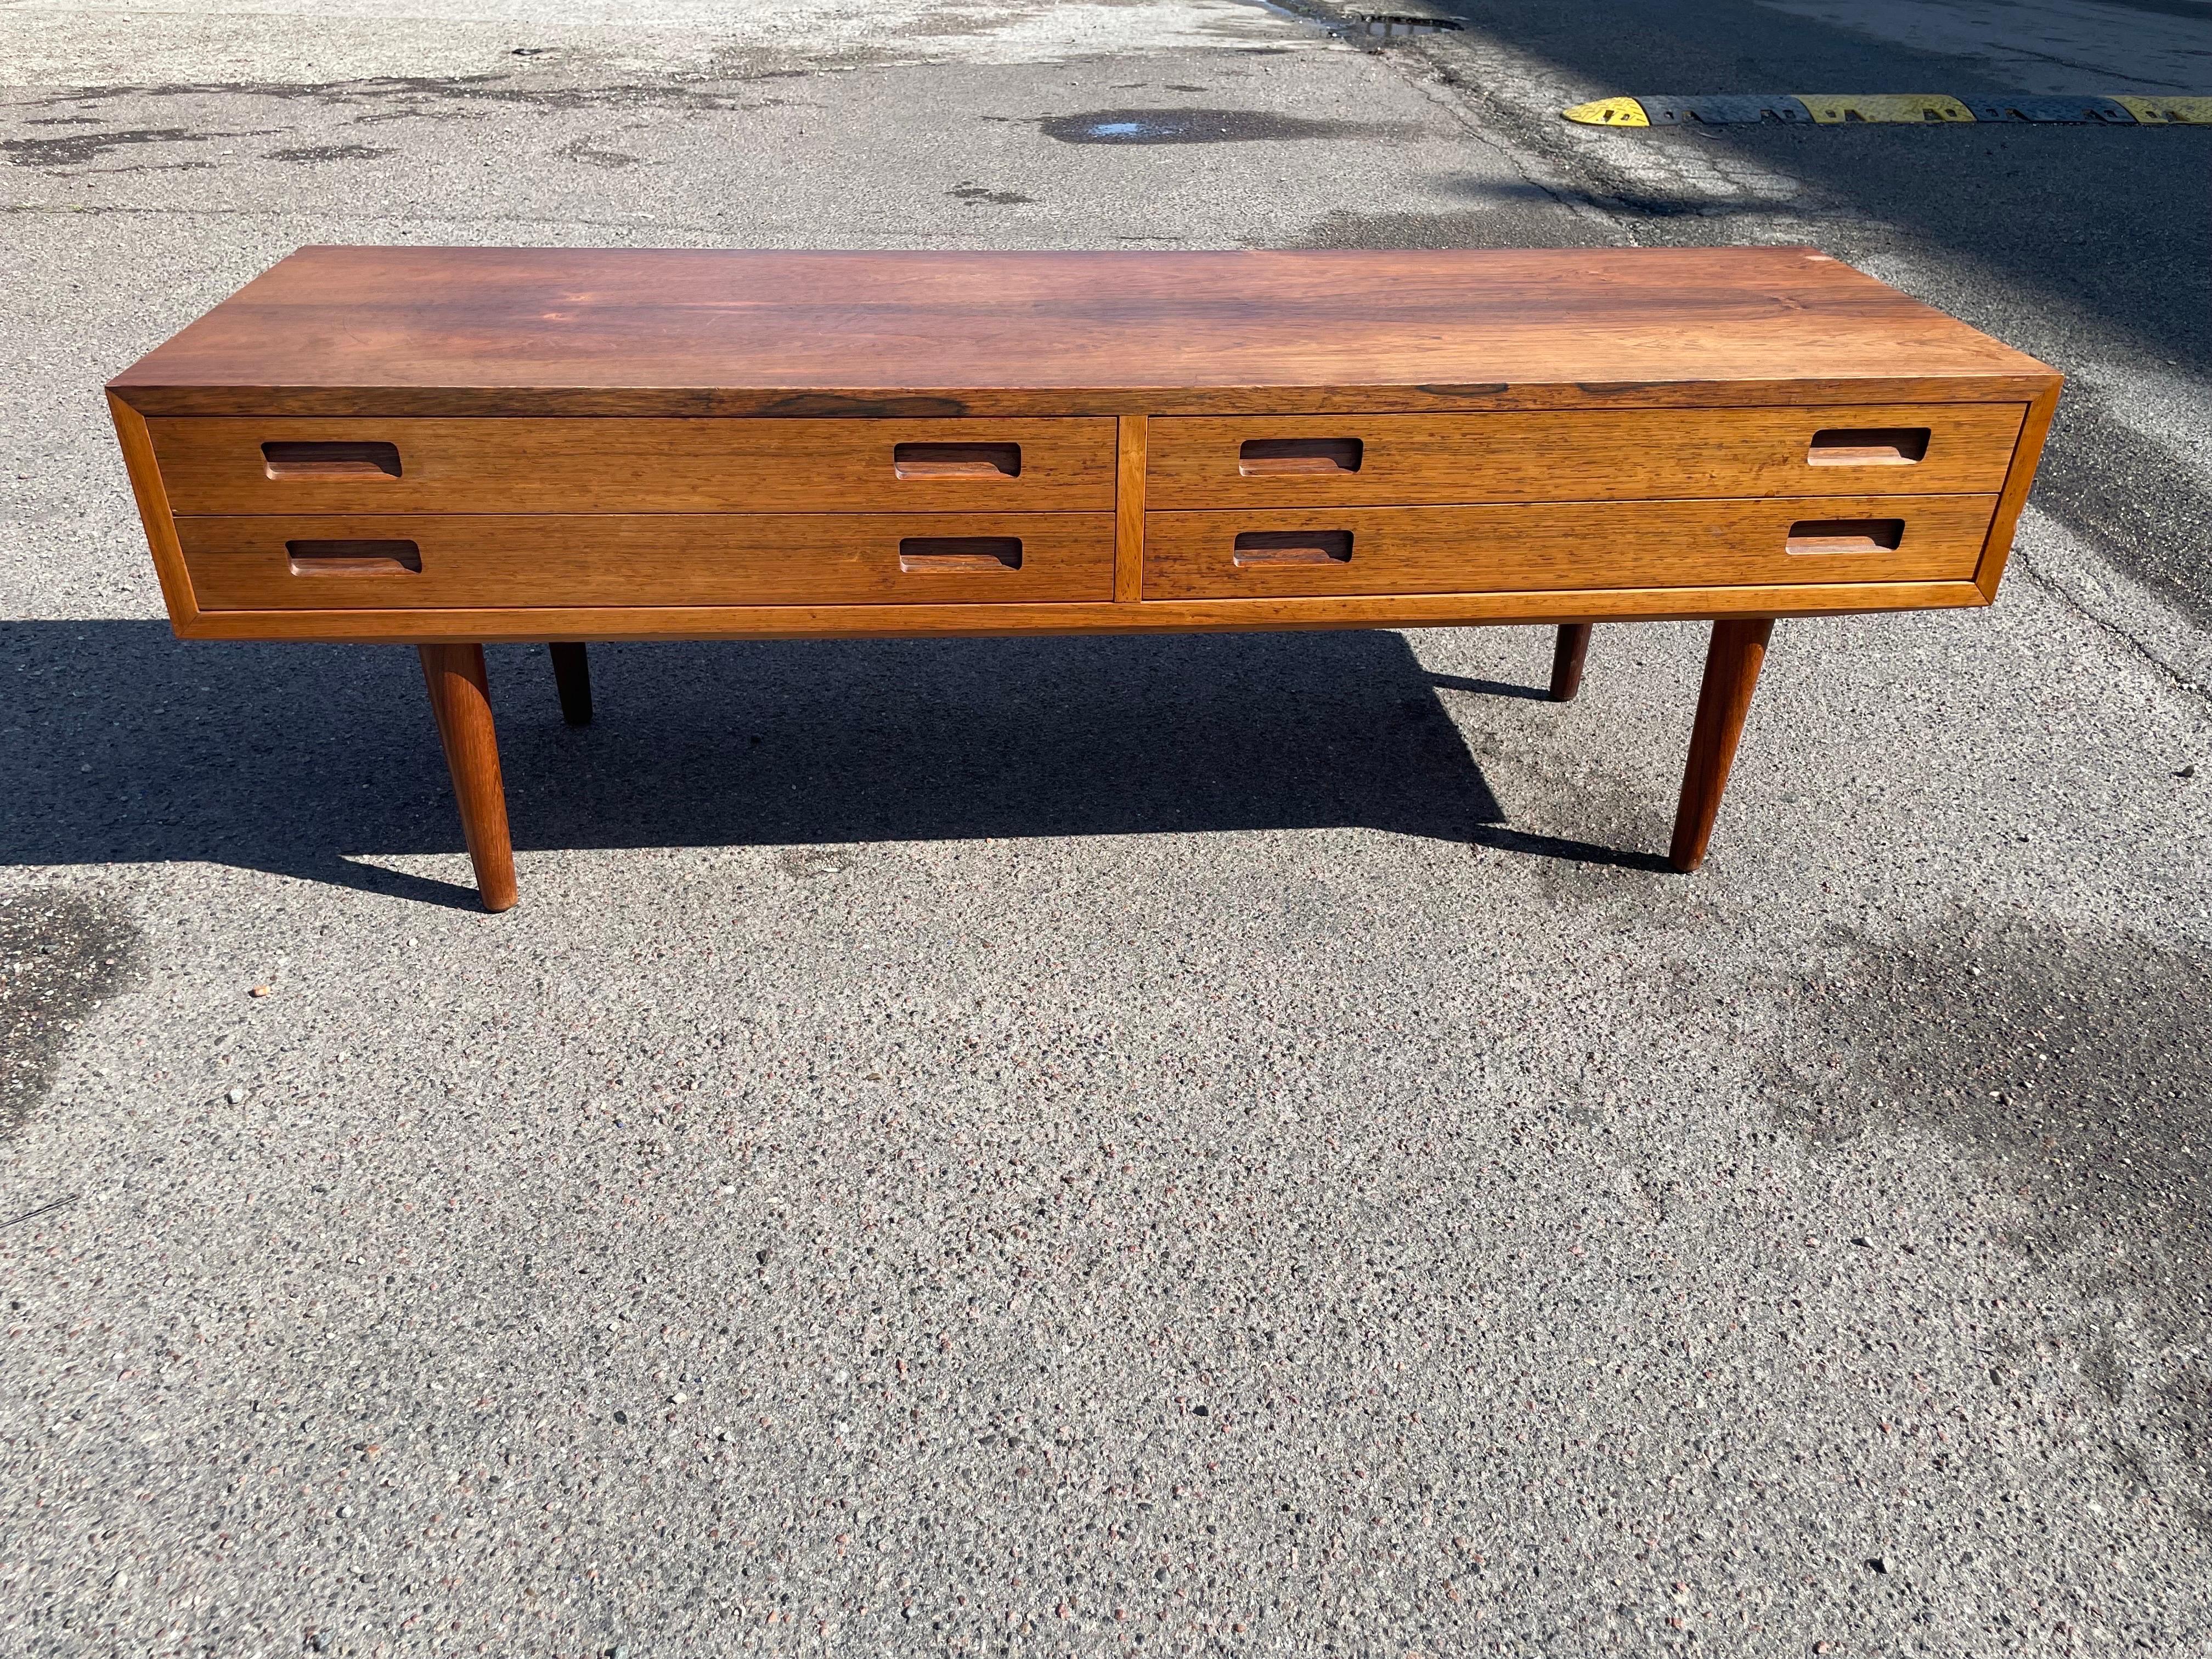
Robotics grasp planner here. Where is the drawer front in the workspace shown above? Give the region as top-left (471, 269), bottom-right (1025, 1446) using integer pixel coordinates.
top-left (150, 417), bottom-right (1117, 515)
top-left (1141, 496), bottom-right (1997, 599)
top-left (178, 514), bottom-right (1115, 610)
top-left (1146, 405), bottom-right (2025, 507)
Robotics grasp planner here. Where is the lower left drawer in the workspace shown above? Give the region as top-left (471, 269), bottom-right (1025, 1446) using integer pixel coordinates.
top-left (176, 514), bottom-right (1117, 609)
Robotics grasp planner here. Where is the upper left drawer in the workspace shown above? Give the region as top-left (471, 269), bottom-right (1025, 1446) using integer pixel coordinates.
top-left (147, 417), bottom-right (1118, 515)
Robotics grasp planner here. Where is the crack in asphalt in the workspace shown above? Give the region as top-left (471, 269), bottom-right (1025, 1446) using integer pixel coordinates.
top-left (2010, 543), bottom-right (2211, 698)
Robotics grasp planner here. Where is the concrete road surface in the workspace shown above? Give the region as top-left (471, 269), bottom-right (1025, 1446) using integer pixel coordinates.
top-left (2, 0), bottom-right (2208, 1654)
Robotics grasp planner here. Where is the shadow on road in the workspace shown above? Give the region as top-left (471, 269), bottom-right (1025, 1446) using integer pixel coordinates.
top-left (2, 622), bottom-right (1669, 904)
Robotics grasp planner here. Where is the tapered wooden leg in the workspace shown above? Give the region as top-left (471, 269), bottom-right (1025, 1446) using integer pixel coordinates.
top-left (418, 644), bottom-right (518, 912)
top-left (1549, 623), bottom-right (1592, 702)
top-left (1668, 618), bottom-right (1775, 873)
top-left (549, 641), bottom-right (593, 726)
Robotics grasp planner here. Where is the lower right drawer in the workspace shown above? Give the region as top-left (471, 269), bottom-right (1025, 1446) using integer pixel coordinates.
top-left (1141, 495), bottom-right (1998, 599)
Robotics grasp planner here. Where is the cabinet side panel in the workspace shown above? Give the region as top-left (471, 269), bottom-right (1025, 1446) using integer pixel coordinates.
top-left (106, 394), bottom-right (201, 632)
top-left (1973, 379), bottom-right (2063, 600)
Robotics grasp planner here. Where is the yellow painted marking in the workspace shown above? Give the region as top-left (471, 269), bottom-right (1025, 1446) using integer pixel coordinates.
top-left (2116, 95), bottom-right (2212, 124)
top-left (1797, 94), bottom-right (1975, 124)
top-left (1561, 97), bottom-right (1651, 127)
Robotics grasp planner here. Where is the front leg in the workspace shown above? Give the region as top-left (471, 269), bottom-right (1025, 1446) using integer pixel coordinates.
top-left (418, 644), bottom-right (518, 911)
top-left (1549, 622), bottom-right (1592, 702)
top-left (1668, 618), bottom-right (1775, 873)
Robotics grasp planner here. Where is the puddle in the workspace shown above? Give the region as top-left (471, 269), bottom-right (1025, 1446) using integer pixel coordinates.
top-left (1341, 13), bottom-right (1464, 36)
top-left (1039, 107), bottom-right (1400, 145)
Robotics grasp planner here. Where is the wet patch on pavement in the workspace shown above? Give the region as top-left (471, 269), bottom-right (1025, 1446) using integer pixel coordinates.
top-left (1039, 106), bottom-right (1404, 144)
top-left (1338, 12), bottom-right (1465, 38)
top-left (556, 136), bottom-right (639, 168)
top-left (1769, 915), bottom-right (2212, 1514)
top-left (776, 847), bottom-right (854, 881)
top-left (12, 74), bottom-right (797, 119)
top-left (0, 888), bottom-right (136, 1139)
top-left (1, 126), bottom-right (205, 166)
top-left (950, 180), bottom-right (1035, 206)
top-left (1291, 202), bottom-right (1619, 249)
top-left (1463, 728), bottom-right (1689, 902)
top-left (265, 142), bottom-right (391, 162)
top-left (1774, 917), bottom-right (2210, 1265)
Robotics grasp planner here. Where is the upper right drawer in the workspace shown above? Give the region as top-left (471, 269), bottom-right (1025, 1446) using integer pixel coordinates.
top-left (1146, 404), bottom-right (2026, 508)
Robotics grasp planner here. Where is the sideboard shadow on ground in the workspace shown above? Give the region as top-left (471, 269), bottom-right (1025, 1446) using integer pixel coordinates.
top-left (2, 622), bottom-right (1672, 908)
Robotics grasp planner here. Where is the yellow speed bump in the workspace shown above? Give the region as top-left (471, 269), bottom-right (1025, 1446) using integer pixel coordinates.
top-left (1565, 90), bottom-right (2212, 127)
top-left (1797, 94), bottom-right (1973, 123)
top-left (2117, 95), bottom-right (2212, 123)
top-left (1561, 96), bottom-right (1650, 127)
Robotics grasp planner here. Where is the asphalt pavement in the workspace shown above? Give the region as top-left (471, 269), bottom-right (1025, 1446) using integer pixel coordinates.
top-left (2, 1), bottom-right (2209, 1654)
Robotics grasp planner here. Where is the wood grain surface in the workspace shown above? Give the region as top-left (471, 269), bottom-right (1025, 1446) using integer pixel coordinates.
top-left (417, 642), bottom-right (516, 912)
top-left (178, 514), bottom-right (1117, 609)
top-left (1670, 619), bottom-right (1777, 873)
top-left (106, 393), bottom-right (203, 625)
top-left (1114, 415), bottom-right (1147, 603)
top-left (161, 579), bottom-right (1987, 645)
top-left (1139, 495), bottom-right (1997, 599)
top-left (1972, 380), bottom-right (2064, 600)
top-left (1549, 623), bottom-right (1592, 703)
top-left (1145, 404), bottom-right (2025, 508)
top-left (149, 416), bottom-right (1116, 515)
top-left (108, 246), bottom-right (2061, 419)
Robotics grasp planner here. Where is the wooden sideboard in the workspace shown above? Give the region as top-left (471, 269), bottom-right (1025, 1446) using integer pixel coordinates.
top-left (106, 246), bottom-right (2060, 911)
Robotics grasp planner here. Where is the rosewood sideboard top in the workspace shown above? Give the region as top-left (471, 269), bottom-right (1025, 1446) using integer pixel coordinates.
top-left (104, 246), bottom-right (2059, 907)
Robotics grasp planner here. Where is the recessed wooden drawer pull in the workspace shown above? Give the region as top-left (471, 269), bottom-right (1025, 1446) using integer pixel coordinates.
top-left (1806, 427), bottom-right (1929, 466)
top-left (286, 538), bottom-right (422, 574)
top-left (262, 440), bottom-right (402, 479)
top-left (898, 536), bottom-right (1023, 572)
top-left (1232, 529), bottom-right (1353, 567)
top-left (892, 442), bottom-right (1020, 479)
top-left (1786, 518), bottom-right (1904, 555)
top-left (1238, 437), bottom-right (1363, 476)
